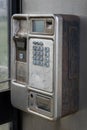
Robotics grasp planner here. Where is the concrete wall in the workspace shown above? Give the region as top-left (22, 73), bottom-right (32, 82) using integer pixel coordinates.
top-left (21, 0), bottom-right (87, 130)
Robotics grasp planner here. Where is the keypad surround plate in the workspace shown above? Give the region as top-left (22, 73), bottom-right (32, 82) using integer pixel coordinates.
top-left (29, 38), bottom-right (53, 93)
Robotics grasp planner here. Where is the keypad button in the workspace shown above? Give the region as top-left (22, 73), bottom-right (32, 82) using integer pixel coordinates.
top-left (40, 56), bottom-right (43, 61)
top-left (45, 52), bottom-right (49, 57)
top-left (39, 42), bottom-right (43, 46)
top-left (36, 46), bottom-right (40, 51)
top-left (33, 56), bottom-right (36, 60)
top-left (33, 46), bottom-right (36, 50)
top-left (39, 61), bottom-right (43, 66)
top-left (36, 56), bottom-right (40, 60)
top-left (33, 51), bottom-right (36, 55)
top-left (33, 41), bottom-right (36, 44)
top-left (36, 51), bottom-right (40, 55)
top-left (39, 46), bottom-right (43, 51)
top-left (45, 58), bottom-right (49, 62)
top-left (40, 51), bottom-right (43, 56)
top-left (35, 41), bottom-right (39, 44)
top-left (45, 62), bottom-right (49, 67)
top-left (35, 46), bottom-right (38, 51)
top-left (45, 47), bottom-right (50, 52)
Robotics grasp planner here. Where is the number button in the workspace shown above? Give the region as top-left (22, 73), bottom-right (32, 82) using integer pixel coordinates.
top-left (40, 51), bottom-right (43, 56)
top-left (36, 46), bottom-right (40, 51)
top-left (33, 41), bottom-right (36, 45)
top-left (45, 62), bottom-right (49, 67)
top-left (39, 41), bottom-right (43, 46)
top-left (39, 46), bottom-right (43, 51)
top-left (33, 51), bottom-right (36, 56)
top-left (45, 47), bottom-right (50, 52)
top-left (36, 56), bottom-right (40, 60)
top-left (45, 52), bottom-right (49, 57)
top-left (40, 56), bottom-right (43, 61)
top-left (33, 46), bottom-right (36, 50)
top-left (45, 57), bottom-right (49, 62)
top-left (33, 56), bottom-right (36, 60)
top-left (39, 61), bottom-right (43, 66)
top-left (36, 51), bottom-right (40, 56)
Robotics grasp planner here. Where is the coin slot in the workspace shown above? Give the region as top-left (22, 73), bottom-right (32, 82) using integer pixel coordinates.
top-left (45, 19), bottom-right (54, 34)
top-left (31, 93), bottom-right (34, 98)
top-left (46, 20), bottom-right (52, 29)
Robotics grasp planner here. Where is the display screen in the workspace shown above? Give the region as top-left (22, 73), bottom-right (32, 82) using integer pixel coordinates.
top-left (32, 20), bottom-right (44, 32)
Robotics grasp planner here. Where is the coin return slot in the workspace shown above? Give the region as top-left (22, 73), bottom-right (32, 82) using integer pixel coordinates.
top-left (36, 96), bottom-right (51, 112)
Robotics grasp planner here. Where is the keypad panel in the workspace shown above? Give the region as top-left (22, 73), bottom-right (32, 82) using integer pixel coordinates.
top-left (32, 41), bottom-right (50, 67)
top-left (29, 38), bottom-right (53, 92)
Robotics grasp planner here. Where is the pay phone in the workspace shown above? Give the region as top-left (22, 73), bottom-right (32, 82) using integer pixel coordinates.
top-left (11, 14), bottom-right (80, 120)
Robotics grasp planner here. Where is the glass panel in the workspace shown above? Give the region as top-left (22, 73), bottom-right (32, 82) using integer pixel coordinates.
top-left (0, 122), bottom-right (11, 130)
top-left (0, 0), bottom-right (8, 89)
top-left (0, 82), bottom-right (8, 91)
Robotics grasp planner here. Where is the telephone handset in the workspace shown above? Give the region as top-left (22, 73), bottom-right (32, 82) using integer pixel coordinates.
top-left (11, 14), bottom-right (80, 120)
top-left (13, 36), bottom-right (27, 83)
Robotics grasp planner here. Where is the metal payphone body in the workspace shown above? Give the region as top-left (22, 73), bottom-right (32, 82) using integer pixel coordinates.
top-left (11, 14), bottom-right (80, 120)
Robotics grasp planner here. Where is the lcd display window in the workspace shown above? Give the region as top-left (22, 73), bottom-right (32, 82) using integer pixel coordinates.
top-left (32, 20), bottom-right (44, 32)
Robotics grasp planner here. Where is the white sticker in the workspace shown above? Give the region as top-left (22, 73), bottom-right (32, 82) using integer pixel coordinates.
top-left (19, 53), bottom-right (24, 59)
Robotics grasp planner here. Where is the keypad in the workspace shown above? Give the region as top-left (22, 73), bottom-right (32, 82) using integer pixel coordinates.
top-left (32, 41), bottom-right (50, 67)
